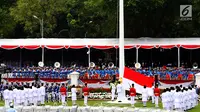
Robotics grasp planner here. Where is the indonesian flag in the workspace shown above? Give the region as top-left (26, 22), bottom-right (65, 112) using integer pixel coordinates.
top-left (122, 67), bottom-right (154, 94)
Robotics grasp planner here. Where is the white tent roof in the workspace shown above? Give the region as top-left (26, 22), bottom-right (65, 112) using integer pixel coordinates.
top-left (0, 38), bottom-right (200, 46)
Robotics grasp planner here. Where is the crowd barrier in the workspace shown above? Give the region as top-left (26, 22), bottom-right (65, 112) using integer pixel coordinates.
top-left (0, 106), bottom-right (181, 112)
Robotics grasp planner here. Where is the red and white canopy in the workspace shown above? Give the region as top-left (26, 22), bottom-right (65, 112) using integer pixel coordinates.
top-left (1, 38), bottom-right (200, 50)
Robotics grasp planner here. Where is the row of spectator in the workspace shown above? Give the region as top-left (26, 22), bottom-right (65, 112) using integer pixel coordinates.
top-left (8, 66), bottom-right (197, 80)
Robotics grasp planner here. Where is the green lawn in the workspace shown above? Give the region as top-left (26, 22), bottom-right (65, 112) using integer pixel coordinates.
top-left (1, 99), bottom-right (200, 112)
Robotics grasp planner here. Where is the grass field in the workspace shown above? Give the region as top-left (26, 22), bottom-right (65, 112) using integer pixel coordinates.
top-left (0, 99), bottom-right (199, 112)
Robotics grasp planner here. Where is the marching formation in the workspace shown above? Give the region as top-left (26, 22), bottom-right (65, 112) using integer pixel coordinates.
top-left (1, 82), bottom-right (90, 107)
top-left (3, 82), bottom-right (45, 107)
top-left (1, 81), bottom-right (199, 111)
top-left (161, 85), bottom-right (199, 111)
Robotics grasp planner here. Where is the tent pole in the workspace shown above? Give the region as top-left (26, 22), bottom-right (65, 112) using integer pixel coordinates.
top-left (88, 48), bottom-right (90, 67)
top-left (20, 48), bottom-right (22, 68)
top-left (42, 47), bottom-right (44, 64)
top-left (62, 49), bottom-right (64, 66)
top-left (178, 47), bottom-right (180, 68)
top-left (136, 48), bottom-right (138, 63)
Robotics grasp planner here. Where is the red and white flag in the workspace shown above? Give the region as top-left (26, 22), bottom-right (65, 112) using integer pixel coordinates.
top-left (122, 67), bottom-right (154, 94)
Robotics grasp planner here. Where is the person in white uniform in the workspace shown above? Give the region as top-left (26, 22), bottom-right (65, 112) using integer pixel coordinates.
top-left (110, 82), bottom-right (116, 101)
top-left (3, 86), bottom-right (9, 107)
top-left (174, 89), bottom-right (181, 111)
top-left (20, 87), bottom-right (25, 105)
top-left (71, 85), bottom-right (77, 105)
top-left (161, 89), bottom-right (167, 110)
top-left (32, 85), bottom-right (38, 106)
top-left (24, 86), bottom-right (29, 106)
top-left (15, 87), bottom-right (21, 106)
top-left (37, 85), bottom-right (41, 105)
top-left (116, 81), bottom-right (122, 102)
top-left (148, 83), bottom-right (154, 103)
top-left (142, 85), bottom-right (148, 107)
top-left (40, 83), bottom-right (45, 105)
top-left (8, 87), bottom-right (13, 106)
top-left (12, 86), bottom-right (18, 106)
top-left (28, 86), bottom-right (33, 105)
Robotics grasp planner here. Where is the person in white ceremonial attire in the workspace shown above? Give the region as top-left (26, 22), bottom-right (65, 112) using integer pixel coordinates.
top-left (32, 85), bottom-right (38, 106)
top-left (37, 85), bottom-right (41, 105)
top-left (161, 89), bottom-right (167, 110)
top-left (110, 82), bottom-right (116, 101)
top-left (168, 89), bottom-right (173, 110)
top-left (3, 86), bottom-right (9, 107)
top-left (117, 81), bottom-right (122, 102)
top-left (20, 87), bottom-right (25, 105)
top-left (142, 85), bottom-right (148, 107)
top-left (8, 87), bottom-right (13, 106)
top-left (148, 83), bottom-right (154, 104)
top-left (185, 88), bottom-right (190, 110)
top-left (15, 87), bottom-right (21, 106)
top-left (170, 87), bottom-right (175, 110)
top-left (180, 89), bottom-right (184, 111)
top-left (174, 89), bottom-right (181, 111)
top-left (60, 83), bottom-right (67, 105)
top-left (40, 83), bottom-right (45, 105)
top-left (13, 86), bottom-right (18, 106)
top-left (24, 86), bottom-right (29, 106)
top-left (28, 86), bottom-right (33, 105)
top-left (71, 85), bottom-right (77, 105)
top-left (183, 89), bottom-right (188, 111)
top-left (188, 87), bottom-right (193, 109)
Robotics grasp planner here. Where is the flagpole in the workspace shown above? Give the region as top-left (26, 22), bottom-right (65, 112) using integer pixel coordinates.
top-left (119, 0), bottom-right (128, 101)
top-left (119, 0), bottom-right (124, 79)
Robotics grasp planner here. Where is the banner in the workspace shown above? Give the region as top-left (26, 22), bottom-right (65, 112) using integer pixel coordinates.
top-left (159, 80), bottom-right (194, 89)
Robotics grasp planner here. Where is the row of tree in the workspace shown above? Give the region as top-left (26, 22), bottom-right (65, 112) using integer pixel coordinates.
top-left (0, 0), bottom-right (199, 38)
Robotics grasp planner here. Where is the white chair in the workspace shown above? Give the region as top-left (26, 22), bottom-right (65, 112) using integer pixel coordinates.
top-left (126, 108), bottom-right (140, 112)
top-left (103, 107), bottom-right (114, 112)
top-left (57, 105), bottom-right (64, 112)
top-left (78, 106), bottom-right (91, 112)
top-left (23, 106), bottom-right (34, 112)
top-left (45, 105), bottom-right (51, 112)
top-left (0, 107), bottom-right (5, 112)
top-left (63, 106), bottom-right (71, 112)
top-left (126, 108), bottom-right (136, 112)
top-left (114, 107), bottom-right (123, 112)
top-left (35, 106), bottom-right (44, 112)
top-left (90, 107), bottom-right (103, 112)
top-left (49, 106), bottom-right (59, 112)
top-left (71, 105), bottom-right (78, 112)
top-left (15, 106), bottom-right (23, 112)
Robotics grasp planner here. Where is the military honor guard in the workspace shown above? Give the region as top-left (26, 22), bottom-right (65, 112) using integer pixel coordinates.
top-left (40, 83), bottom-right (46, 105)
top-left (3, 86), bottom-right (9, 107)
top-left (129, 84), bottom-right (136, 107)
top-left (142, 85), bottom-right (148, 107)
top-left (60, 83), bottom-right (67, 105)
top-left (154, 85), bottom-right (160, 108)
top-left (83, 83), bottom-right (89, 106)
top-left (110, 82), bottom-right (116, 101)
top-left (71, 85), bottom-right (77, 105)
top-left (117, 81), bottom-right (123, 102)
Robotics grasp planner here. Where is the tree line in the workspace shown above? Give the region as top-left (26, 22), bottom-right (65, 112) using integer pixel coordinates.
top-left (0, 0), bottom-right (199, 38)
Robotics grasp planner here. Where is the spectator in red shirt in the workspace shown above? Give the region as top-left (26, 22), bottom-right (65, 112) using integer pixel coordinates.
top-left (130, 84), bottom-right (136, 107)
top-left (154, 84), bottom-right (160, 108)
top-left (60, 83), bottom-right (67, 105)
top-left (82, 83), bottom-right (89, 106)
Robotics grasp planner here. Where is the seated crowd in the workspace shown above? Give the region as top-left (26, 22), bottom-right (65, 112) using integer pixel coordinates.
top-left (7, 66), bottom-right (197, 80)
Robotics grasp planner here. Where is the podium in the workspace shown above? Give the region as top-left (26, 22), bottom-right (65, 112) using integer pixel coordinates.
top-left (195, 73), bottom-right (200, 86)
top-left (69, 71), bottom-right (80, 86)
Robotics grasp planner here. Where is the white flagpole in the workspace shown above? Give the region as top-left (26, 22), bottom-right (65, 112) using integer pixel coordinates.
top-left (119, 0), bottom-right (124, 78)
